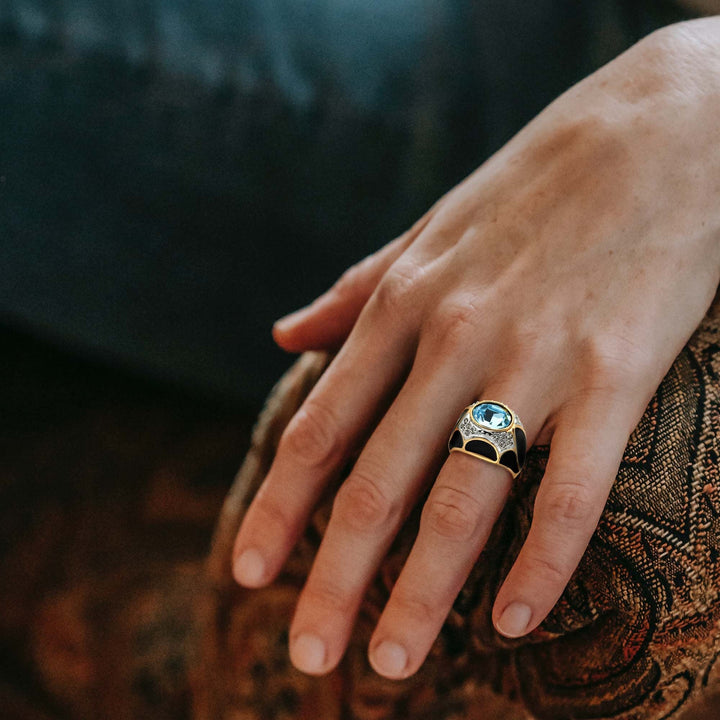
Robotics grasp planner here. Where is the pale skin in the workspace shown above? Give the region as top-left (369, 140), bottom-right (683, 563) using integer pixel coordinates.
top-left (233, 18), bottom-right (720, 680)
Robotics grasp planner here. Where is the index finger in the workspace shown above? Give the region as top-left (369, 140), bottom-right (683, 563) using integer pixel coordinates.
top-left (232, 279), bottom-right (420, 588)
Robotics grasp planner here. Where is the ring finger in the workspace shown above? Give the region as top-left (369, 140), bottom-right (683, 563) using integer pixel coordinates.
top-left (368, 379), bottom-right (547, 679)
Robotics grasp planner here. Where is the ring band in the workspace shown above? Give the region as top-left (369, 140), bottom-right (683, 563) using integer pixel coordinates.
top-left (448, 400), bottom-right (527, 479)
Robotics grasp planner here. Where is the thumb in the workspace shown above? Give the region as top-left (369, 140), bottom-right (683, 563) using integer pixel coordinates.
top-left (272, 212), bottom-right (435, 352)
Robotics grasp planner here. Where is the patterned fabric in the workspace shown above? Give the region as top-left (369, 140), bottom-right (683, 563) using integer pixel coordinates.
top-left (198, 298), bottom-right (720, 720)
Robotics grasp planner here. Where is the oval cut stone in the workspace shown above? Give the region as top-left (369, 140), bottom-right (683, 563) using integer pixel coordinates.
top-left (472, 402), bottom-right (511, 430)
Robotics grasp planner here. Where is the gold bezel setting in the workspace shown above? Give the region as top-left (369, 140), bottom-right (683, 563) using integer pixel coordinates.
top-left (468, 401), bottom-right (516, 432)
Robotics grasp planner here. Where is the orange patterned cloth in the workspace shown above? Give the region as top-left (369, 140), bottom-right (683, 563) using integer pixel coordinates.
top-left (198, 299), bottom-right (720, 720)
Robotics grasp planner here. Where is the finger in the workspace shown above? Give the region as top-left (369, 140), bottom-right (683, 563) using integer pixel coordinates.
top-left (492, 387), bottom-right (645, 638)
top-left (232, 267), bottom-right (424, 591)
top-left (273, 213), bottom-right (436, 352)
top-left (367, 383), bottom-right (545, 679)
top-left (286, 352), bottom-right (474, 675)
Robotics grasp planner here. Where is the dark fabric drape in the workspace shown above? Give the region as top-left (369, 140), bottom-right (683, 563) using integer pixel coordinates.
top-left (0, 0), bottom-right (693, 403)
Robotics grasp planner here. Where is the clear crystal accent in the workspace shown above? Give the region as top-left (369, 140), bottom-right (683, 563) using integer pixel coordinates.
top-left (472, 402), bottom-right (511, 430)
top-left (458, 417), bottom-right (513, 450)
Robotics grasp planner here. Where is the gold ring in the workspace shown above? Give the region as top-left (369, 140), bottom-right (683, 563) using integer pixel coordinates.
top-left (448, 400), bottom-right (526, 479)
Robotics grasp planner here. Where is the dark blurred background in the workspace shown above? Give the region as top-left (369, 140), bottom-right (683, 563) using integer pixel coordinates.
top-left (0, 0), bottom-right (693, 407)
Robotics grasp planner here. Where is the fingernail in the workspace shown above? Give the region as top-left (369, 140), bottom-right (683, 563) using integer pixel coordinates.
top-left (274, 307), bottom-right (309, 332)
top-left (273, 316), bottom-right (293, 332)
top-left (370, 640), bottom-right (408, 678)
top-left (291, 633), bottom-right (326, 674)
top-left (233, 548), bottom-right (266, 587)
top-left (496, 602), bottom-right (533, 638)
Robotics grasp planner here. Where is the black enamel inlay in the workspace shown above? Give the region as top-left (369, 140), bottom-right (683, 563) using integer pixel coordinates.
top-left (465, 439), bottom-right (497, 461)
top-left (500, 450), bottom-right (519, 474)
top-left (515, 427), bottom-right (527, 467)
top-left (449, 430), bottom-right (463, 450)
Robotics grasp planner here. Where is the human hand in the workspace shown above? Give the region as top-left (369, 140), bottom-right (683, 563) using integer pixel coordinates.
top-left (233, 19), bottom-right (720, 680)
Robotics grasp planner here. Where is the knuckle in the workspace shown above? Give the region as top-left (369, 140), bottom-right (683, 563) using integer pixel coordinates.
top-left (371, 261), bottom-right (423, 314)
top-left (578, 333), bottom-right (649, 391)
top-left (524, 549), bottom-right (570, 587)
top-left (332, 469), bottom-right (398, 532)
top-left (423, 297), bottom-right (481, 353)
top-left (499, 321), bottom-right (550, 369)
top-left (303, 580), bottom-right (354, 615)
top-left (391, 590), bottom-right (437, 625)
top-left (537, 481), bottom-right (596, 529)
top-left (422, 486), bottom-right (482, 542)
top-left (249, 495), bottom-right (292, 536)
top-left (280, 398), bottom-right (342, 469)
top-left (508, 320), bottom-right (547, 358)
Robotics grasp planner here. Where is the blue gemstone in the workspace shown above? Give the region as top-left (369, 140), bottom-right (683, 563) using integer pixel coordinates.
top-left (472, 402), bottom-right (511, 430)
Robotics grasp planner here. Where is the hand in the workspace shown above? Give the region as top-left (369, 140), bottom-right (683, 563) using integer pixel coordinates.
top-left (232, 18), bottom-right (720, 680)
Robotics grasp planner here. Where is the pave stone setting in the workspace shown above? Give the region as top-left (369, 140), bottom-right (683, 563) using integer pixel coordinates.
top-left (458, 417), bottom-right (515, 451)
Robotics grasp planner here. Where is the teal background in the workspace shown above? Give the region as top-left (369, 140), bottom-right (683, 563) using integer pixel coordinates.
top-left (0, 0), bottom-right (691, 404)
